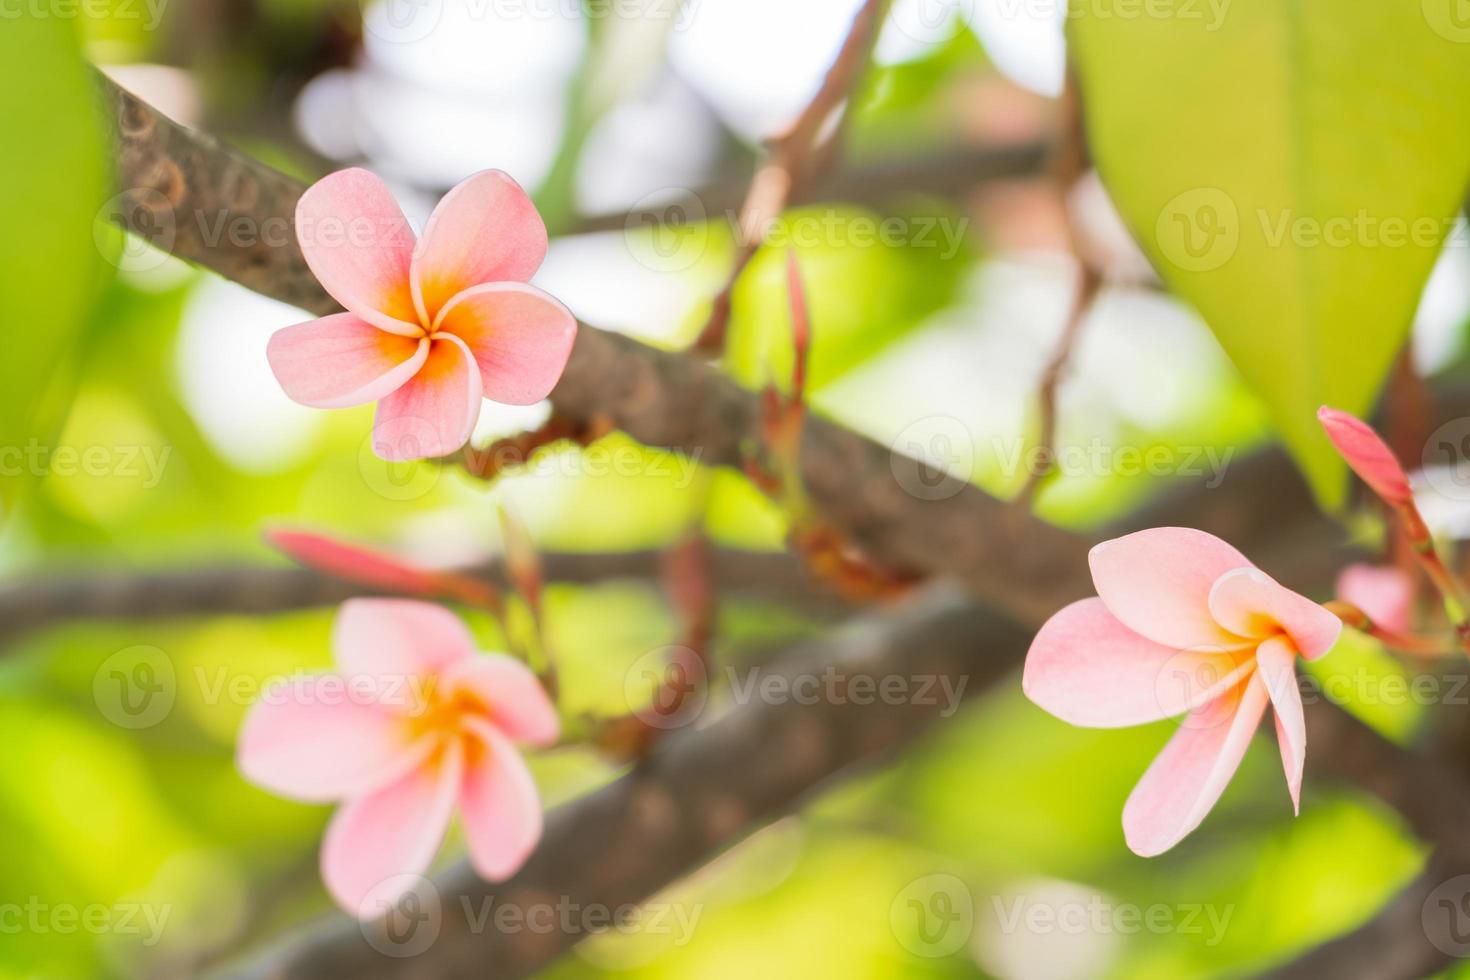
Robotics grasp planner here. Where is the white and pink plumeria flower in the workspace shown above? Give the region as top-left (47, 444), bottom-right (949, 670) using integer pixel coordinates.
top-left (1024, 527), bottom-right (1343, 856)
top-left (237, 598), bottom-right (558, 916)
top-left (268, 168), bottom-right (576, 461)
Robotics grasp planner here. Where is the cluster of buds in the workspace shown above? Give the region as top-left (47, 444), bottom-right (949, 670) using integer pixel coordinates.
top-left (1318, 407), bottom-right (1468, 656)
top-left (746, 252), bottom-right (920, 604)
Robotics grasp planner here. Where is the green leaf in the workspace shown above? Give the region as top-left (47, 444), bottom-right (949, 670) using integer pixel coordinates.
top-left (0, 18), bottom-right (110, 512)
top-left (1070, 3), bottom-right (1470, 507)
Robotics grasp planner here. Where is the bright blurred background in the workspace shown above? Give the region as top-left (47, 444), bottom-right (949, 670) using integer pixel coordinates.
top-left (7, 0), bottom-right (1470, 976)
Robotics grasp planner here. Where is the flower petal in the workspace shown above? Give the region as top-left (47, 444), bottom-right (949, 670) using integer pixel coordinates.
top-left (372, 334), bottom-right (483, 461)
top-left (1255, 637), bottom-right (1305, 814)
top-left (442, 654), bottom-right (560, 746)
top-left (433, 283), bottom-right (577, 406)
top-left (236, 675), bottom-right (430, 802)
top-left (1122, 670), bottom-right (1269, 857)
top-left (459, 718), bottom-right (544, 881)
top-left (266, 314), bottom-right (427, 409)
top-left (1317, 406), bottom-right (1414, 506)
top-left (321, 740), bottom-right (463, 917)
top-left (1336, 563), bottom-right (1414, 636)
top-left (1208, 567), bottom-right (1342, 660)
top-left (1024, 598), bottom-right (1254, 728)
top-left (333, 598), bottom-right (478, 693)
top-left (266, 527), bottom-right (445, 596)
top-left (295, 168), bottom-right (421, 336)
top-left (410, 170), bottom-right (548, 324)
top-left (1089, 527), bottom-right (1253, 649)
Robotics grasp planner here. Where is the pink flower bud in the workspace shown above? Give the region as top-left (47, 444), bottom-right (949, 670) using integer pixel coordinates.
top-left (1317, 406), bottom-right (1414, 506)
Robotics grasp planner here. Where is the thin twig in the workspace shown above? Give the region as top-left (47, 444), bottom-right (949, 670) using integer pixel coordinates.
top-left (691, 0), bottom-right (893, 353)
top-left (1017, 71), bottom-right (1101, 505)
top-left (1386, 345), bottom-right (1435, 601)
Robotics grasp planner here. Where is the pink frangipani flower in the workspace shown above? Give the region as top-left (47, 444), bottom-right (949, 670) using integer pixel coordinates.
top-left (269, 168), bottom-right (576, 461)
top-left (237, 598), bottom-right (558, 916)
top-left (1024, 527), bottom-right (1342, 857)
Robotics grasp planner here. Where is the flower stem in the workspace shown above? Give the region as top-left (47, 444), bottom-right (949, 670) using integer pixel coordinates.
top-left (1390, 500), bottom-right (1470, 657)
top-left (1324, 599), bottom-right (1456, 660)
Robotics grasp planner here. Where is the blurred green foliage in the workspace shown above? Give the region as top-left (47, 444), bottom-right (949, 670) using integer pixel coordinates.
top-left (0, 18), bottom-right (110, 514)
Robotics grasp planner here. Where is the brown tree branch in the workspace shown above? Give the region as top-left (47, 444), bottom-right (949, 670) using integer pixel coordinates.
top-left (570, 143), bottom-right (1048, 236)
top-left (0, 548), bottom-right (849, 648)
top-left (101, 70), bottom-right (1096, 623)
